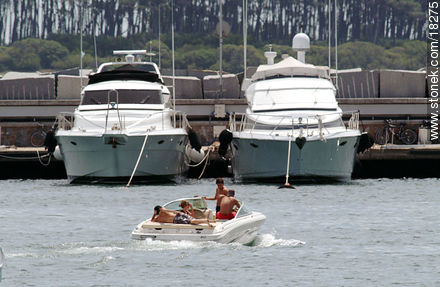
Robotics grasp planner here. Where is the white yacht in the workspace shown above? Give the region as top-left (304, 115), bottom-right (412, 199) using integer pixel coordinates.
top-left (131, 197), bottom-right (266, 244)
top-left (226, 34), bottom-right (361, 182)
top-left (55, 50), bottom-right (189, 183)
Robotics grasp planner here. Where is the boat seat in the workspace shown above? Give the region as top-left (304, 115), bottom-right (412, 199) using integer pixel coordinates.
top-left (141, 221), bottom-right (216, 229)
top-left (193, 209), bottom-right (213, 220)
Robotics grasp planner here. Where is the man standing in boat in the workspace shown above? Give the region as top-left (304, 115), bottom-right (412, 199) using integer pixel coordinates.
top-left (203, 177), bottom-right (229, 213)
top-left (217, 190), bottom-right (240, 220)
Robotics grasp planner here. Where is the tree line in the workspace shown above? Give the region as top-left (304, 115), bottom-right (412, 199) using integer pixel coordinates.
top-left (0, 33), bottom-right (426, 73)
top-left (0, 0), bottom-right (426, 46)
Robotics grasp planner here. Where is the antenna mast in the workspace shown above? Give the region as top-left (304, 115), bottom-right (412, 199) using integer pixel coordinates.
top-left (171, 0), bottom-right (176, 124)
top-left (243, 0), bottom-right (247, 80)
top-left (80, 0), bottom-right (84, 90)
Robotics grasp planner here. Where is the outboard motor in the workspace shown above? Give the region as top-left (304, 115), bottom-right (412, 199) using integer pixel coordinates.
top-left (44, 130), bottom-right (58, 153)
top-left (357, 132), bottom-right (374, 153)
top-left (219, 129), bottom-right (233, 157)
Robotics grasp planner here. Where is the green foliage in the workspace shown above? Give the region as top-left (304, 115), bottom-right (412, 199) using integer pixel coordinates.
top-left (3, 38), bottom-right (68, 71)
top-left (0, 33), bottom-right (426, 73)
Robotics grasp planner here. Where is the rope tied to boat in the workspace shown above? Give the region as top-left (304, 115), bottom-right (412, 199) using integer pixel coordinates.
top-left (197, 146), bottom-right (215, 180)
top-left (126, 129), bottom-right (150, 187)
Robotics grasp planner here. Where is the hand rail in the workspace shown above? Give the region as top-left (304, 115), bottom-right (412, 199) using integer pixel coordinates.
top-left (56, 110), bottom-right (189, 131)
top-left (230, 110), bottom-right (360, 136)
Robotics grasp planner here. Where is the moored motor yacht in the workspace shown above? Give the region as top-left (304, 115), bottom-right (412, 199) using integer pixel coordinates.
top-left (131, 197), bottom-right (266, 244)
top-left (224, 33), bottom-right (362, 182)
top-left (55, 50), bottom-right (191, 183)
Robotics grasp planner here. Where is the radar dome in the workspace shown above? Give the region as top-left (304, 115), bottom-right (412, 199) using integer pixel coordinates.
top-left (292, 33), bottom-right (310, 51)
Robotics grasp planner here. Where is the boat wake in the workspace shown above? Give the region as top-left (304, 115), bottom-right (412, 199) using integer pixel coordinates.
top-left (251, 233), bottom-right (306, 248)
top-left (6, 234), bottom-right (305, 260)
top-left (130, 233), bottom-right (305, 251)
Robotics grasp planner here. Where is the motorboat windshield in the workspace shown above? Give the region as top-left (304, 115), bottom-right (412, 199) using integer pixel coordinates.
top-left (235, 204), bottom-right (251, 218)
top-left (163, 198), bottom-right (208, 212)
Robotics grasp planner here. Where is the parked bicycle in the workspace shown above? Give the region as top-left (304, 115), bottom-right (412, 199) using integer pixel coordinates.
top-left (31, 122), bottom-right (47, 147)
top-left (375, 119), bottom-right (417, 145)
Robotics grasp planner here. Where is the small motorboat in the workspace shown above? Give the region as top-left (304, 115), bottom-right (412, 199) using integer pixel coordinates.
top-left (131, 197), bottom-right (266, 245)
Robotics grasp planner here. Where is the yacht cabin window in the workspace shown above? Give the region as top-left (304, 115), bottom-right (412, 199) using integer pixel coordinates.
top-left (100, 63), bottom-right (157, 73)
top-left (81, 90), bottom-right (162, 105)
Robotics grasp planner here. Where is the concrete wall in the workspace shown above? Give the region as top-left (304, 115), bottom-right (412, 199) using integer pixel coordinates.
top-left (162, 69), bottom-right (218, 80)
top-left (56, 75), bottom-right (88, 100)
top-left (336, 70), bottom-right (379, 98)
top-left (163, 76), bottom-right (203, 99)
top-left (379, 69), bottom-right (426, 98)
top-left (203, 74), bottom-right (240, 99)
top-left (0, 76), bottom-right (55, 100)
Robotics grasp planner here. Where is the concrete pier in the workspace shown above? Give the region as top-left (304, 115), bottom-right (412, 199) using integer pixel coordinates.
top-left (353, 144), bottom-right (440, 179)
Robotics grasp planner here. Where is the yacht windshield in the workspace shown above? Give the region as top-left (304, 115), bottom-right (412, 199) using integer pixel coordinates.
top-left (100, 63), bottom-right (157, 73)
top-left (81, 90), bottom-right (162, 105)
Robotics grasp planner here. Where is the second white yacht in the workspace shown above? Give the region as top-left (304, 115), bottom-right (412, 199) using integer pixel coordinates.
top-left (226, 34), bottom-right (361, 182)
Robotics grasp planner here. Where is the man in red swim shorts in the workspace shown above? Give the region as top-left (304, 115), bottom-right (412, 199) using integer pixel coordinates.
top-left (216, 189), bottom-right (240, 220)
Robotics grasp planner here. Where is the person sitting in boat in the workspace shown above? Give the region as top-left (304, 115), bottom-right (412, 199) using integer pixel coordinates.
top-left (151, 204), bottom-right (213, 226)
top-left (216, 189), bottom-right (240, 220)
top-left (203, 177), bottom-right (229, 213)
top-left (179, 200), bottom-right (195, 216)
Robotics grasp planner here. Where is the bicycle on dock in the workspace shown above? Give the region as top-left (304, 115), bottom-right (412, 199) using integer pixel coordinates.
top-left (375, 119), bottom-right (417, 145)
top-left (30, 122), bottom-right (47, 147)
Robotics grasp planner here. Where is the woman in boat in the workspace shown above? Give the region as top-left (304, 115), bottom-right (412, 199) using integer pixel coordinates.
top-left (179, 200), bottom-right (194, 217)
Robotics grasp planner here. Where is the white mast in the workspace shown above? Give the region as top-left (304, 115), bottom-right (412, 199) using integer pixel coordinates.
top-left (158, 3), bottom-right (161, 69)
top-left (328, 0), bottom-right (331, 71)
top-left (171, 0), bottom-right (176, 125)
top-left (335, 0), bottom-right (338, 89)
top-left (243, 0), bottom-right (247, 80)
top-left (219, 0), bottom-right (223, 98)
top-left (80, 0), bottom-right (84, 90)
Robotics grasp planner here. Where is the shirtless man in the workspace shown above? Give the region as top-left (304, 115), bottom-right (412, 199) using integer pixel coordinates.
top-left (203, 177), bottom-right (229, 213)
top-left (217, 189), bottom-right (240, 220)
top-left (151, 204), bottom-right (213, 226)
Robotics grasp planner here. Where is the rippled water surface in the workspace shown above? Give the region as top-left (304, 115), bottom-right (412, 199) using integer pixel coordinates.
top-left (1, 178), bottom-right (439, 286)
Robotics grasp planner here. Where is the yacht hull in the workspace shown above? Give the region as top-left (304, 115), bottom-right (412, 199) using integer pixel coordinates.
top-left (56, 133), bottom-right (187, 183)
top-left (231, 134), bottom-right (360, 181)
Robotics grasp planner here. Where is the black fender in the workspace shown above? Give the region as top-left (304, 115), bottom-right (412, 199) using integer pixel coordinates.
top-left (219, 129), bottom-right (233, 157)
top-left (187, 128), bottom-right (202, 152)
top-left (44, 130), bottom-right (57, 153)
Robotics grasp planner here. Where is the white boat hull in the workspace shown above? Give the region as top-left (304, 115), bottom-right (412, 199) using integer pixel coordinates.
top-left (56, 131), bottom-right (187, 183)
top-left (131, 212), bottom-right (266, 245)
top-left (231, 133), bottom-right (360, 181)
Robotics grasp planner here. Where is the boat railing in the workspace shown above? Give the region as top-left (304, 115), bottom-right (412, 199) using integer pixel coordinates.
top-left (173, 111), bottom-right (191, 130)
top-left (56, 112), bottom-right (74, 131)
top-left (229, 111), bottom-right (360, 136)
top-left (56, 110), bottom-right (189, 132)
